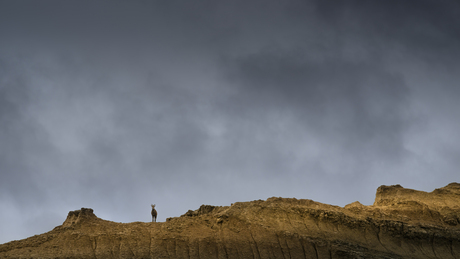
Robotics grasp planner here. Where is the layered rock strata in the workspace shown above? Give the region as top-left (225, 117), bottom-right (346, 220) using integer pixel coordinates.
top-left (1, 183), bottom-right (460, 258)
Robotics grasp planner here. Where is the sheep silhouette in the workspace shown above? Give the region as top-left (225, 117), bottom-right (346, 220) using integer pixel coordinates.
top-left (151, 204), bottom-right (157, 222)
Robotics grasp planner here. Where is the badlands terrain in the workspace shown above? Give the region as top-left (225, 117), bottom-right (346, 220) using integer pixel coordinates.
top-left (1, 183), bottom-right (460, 258)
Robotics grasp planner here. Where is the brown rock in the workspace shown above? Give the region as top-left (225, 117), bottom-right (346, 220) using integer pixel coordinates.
top-left (1, 183), bottom-right (460, 258)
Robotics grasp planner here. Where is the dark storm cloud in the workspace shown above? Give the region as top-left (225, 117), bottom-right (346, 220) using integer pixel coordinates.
top-left (313, 1), bottom-right (460, 55)
top-left (222, 50), bottom-right (410, 169)
top-left (0, 59), bottom-right (53, 203)
top-left (1, 0), bottom-right (460, 244)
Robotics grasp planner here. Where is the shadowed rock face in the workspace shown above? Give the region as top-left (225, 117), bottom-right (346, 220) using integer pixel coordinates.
top-left (1, 183), bottom-right (460, 259)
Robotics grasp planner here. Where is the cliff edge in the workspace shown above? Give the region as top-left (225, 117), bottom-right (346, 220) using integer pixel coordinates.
top-left (1, 183), bottom-right (460, 258)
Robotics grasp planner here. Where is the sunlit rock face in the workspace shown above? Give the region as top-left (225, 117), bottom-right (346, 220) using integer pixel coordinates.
top-left (61, 208), bottom-right (97, 228)
top-left (1, 183), bottom-right (460, 259)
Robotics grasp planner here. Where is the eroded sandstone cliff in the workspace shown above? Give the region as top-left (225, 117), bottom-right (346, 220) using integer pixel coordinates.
top-left (1, 183), bottom-right (460, 258)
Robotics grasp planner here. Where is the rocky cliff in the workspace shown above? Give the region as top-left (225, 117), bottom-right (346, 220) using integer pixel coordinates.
top-left (1, 183), bottom-right (460, 258)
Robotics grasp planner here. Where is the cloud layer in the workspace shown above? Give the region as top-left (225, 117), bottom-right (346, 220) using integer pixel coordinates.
top-left (1, 0), bottom-right (459, 244)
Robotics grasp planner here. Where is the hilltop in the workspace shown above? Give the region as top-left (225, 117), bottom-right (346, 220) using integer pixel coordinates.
top-left (1, 183), bottom-right (460, 258)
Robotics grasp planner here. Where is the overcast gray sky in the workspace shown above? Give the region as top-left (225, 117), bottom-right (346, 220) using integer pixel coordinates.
top-left (1, 0), bottom-right (459, 244)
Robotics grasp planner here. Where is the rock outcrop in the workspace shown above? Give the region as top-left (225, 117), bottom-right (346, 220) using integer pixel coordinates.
top-left (1, 183), bottom-right (460, 258)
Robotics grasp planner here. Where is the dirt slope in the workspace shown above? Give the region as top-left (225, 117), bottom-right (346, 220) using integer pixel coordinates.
top-left (1, 183), bottom-right (460, 258)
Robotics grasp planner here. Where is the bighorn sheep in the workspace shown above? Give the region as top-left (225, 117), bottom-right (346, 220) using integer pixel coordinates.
top-left (151, 204), bottom-right (157, 222)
